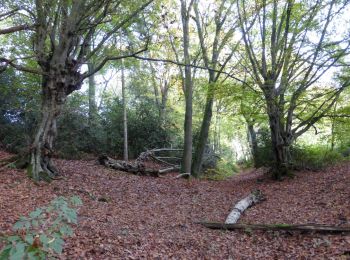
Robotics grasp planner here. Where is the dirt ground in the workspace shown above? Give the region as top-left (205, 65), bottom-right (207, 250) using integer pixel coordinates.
top-left (1, 150), bottom-right (350, 259)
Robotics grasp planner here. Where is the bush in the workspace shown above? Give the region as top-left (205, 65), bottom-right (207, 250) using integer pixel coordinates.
top-left (291, 145), bottom-right (344, 171)
top-left (204, 158), bottom-right (239, 180)
top-left (0, 196), bottom-right (82, 259)
top-left (254, 127), bottom-right (274, 167)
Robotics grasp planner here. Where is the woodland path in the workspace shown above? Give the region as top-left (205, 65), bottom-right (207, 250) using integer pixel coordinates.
top-left (1, 150), bottom-right (349, 259)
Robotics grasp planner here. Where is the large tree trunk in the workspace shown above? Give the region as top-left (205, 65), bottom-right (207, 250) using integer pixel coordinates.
top-left (180, 0), bottom-right (193, 175)
top-left (192, 85), bottom-right (214, 177)
top-left (266, 97), bottom-right (291, 179)
top-left (29, 78), bottom-right (65, 181)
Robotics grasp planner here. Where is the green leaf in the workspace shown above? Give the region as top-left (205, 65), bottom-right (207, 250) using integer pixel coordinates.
top-left (0, 246), bottom-right (12, 259)
top-left (39, 234), bottom-right (49, 245)
top-left (49, 237), bottom-right (64, 254)
top-left (29, 208), bottom-right (43, 219)
top-left (59, 225), bottom-right (73, 237)
top-left (7, 235), bottom-right (21, 242)
top-left (24, 234), bottom-right (34, 245)
top-left (9, 242), bottom-right (26, 260)
top-left (70, 196), bottom-right (82, 206)
top-left (31, 220), bottom-right (39, 228)
top-left (64, 209), bottom-right (77, 224)
top-left (13, 221), bottom-right (25, 230)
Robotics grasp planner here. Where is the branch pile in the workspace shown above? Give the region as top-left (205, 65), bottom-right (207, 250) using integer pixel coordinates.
top-left (98, 155), bottom-right (178, 177)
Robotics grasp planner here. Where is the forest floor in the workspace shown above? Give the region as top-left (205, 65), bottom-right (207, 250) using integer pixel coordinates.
top-left (0, 150), bottom-right (350, 259)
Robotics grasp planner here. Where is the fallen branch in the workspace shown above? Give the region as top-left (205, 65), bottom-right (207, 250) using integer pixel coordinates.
top-left (198, 222), bottom-right (350, 233)
top-left (174, 173), bottom-right (191, 179)
top-left (98, 155), bottom-right (179, 177)
top-left (225, 190), bottom-right (264, 224)
top-left (158, 167), bottom-right (179, 174)
top-left (99, 155), bottom-right (160, 177)
top-left (150, 155), bottom-right (179, 167)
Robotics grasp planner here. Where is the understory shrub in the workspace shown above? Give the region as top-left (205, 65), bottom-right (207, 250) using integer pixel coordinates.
top-left (204, 158), bottom-right (239, 180)
top-left (291, 145), bottom-right (344, 171)
top-left (0, 196), bottom-right (82, 259)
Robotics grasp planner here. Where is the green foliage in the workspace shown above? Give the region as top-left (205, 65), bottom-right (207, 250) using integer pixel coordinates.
top-left (204, 159), bottom-right (239, 181)
top-left (253, 127), bottom-right (274, 168)
top-left (0, 196), bottom-right (82, 259)
top-left (291, 145), bottom-right (344, 171)
top-left (0, 68), bottom-right (40, 153)
top-left (102, 96), bottom-right (175, 158)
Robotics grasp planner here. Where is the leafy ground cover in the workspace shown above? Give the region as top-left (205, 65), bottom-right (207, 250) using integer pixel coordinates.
top-left (1, 150), bottom-right (349, 259)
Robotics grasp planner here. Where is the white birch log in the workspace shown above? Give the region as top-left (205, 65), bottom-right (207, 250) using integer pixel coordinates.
top-left (225, 190), bottom-right (263, 224)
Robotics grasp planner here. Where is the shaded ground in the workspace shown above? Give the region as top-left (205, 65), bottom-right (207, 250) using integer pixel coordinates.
top-left (1, 150), bottom-right (350, 259)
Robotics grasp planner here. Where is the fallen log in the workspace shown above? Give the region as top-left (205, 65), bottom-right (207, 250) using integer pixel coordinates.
top-left (174, 172), bottom-right (191, 179)
top-left (98, 155), bottom-right (179, 177)
top-left (225, 190), bottom-right (264, 224)
top-left (99, 155), bottom-right (160, 177)
top-left (198, 222), bottom-right (350, 233)
top-left (158, 167), bottom-right (179, 174)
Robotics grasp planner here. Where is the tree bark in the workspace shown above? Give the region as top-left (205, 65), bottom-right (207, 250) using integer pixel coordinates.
top-left (88, 63), bottom-right (97, 126)
top-left (247, 123), bottom-right (258, 167)
top-left (180, 0), bottom-right (194, 175)
top-left (98, 155), bottom-right (178, 177)
top-left (225, 190), bottom-right (263, 224)
top-left (199, 222), bottom-right (350, 233)
top-left (192, 84), bottom-right (214, 177)
top-left (29, 78), bottom-right (66, 181)
top-left (267, 110), bottom-right (291, 179)
top-left (121, 60), bottom-right (128, 161)
top-left (264, 81), bottom-right (291, 179)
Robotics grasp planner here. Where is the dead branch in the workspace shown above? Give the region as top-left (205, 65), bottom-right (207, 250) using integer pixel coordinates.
top-left (198, 222), bottom-right (350, 233)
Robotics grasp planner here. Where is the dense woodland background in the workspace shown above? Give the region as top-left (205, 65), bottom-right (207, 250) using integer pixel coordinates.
top-left (1, 0), bottom-right (350, 258)
top-left (1, 0), bottom-right (350, 181)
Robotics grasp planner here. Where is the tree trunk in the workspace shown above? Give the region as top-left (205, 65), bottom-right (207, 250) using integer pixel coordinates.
top-left (247, 123), bottom-right (258, 168)
top-left (180, 0), bottom-right (193, 175)
top-left (182, 83), bottom-right (193, 174)
top-left (267, 104), bottom-right (290, 179)
top-left (88, 63), bottom-right (97, 126)
top-left (263, 79), bottom-right (291, 179)
top-left (192, 85), bottom-right (214, 177)
top-left (121, 61), bottom-right (128, 161)
top-left (29, 78), bottom-right (65, 181)
top-left (159, 81), bottom-right (168, 125)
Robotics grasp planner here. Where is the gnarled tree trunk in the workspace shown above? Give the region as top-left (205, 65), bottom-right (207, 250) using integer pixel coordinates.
top-left (29, 65), bottom-right (81, 181)
top-left (266, 89), bottom-right (291, 179)
top-left (29, 78), bottom-right (66, 181)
